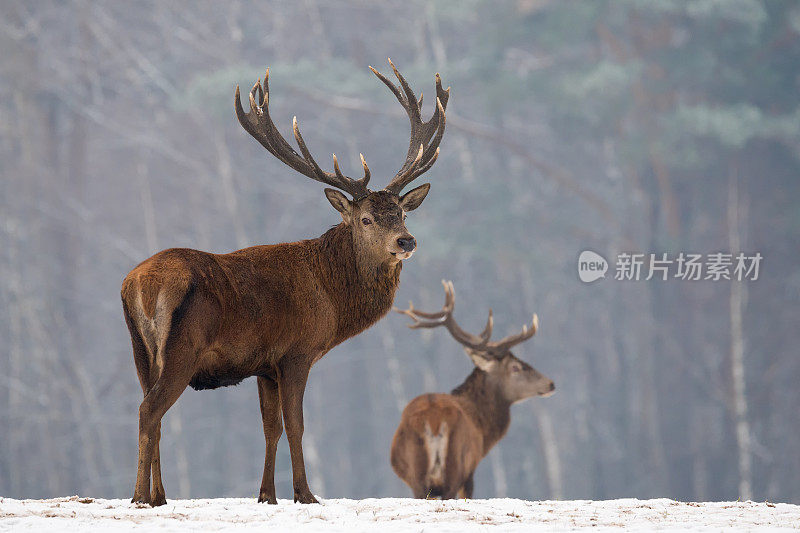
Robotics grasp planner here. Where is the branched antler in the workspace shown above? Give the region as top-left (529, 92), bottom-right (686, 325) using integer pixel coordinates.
top-left (235, 69), bottom-right (371, 200)
top-left (394, 280), bottom-right (493, 351)
top-left (394, 280), bottom-right (538, 356)
top-left (369, 59), bottom-right (449, 194)
top-left (235, 61), bottom-right (448, 200)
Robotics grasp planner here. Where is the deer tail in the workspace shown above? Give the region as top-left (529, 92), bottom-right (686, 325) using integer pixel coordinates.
top-left (423, 421), bottom-right (449, 492)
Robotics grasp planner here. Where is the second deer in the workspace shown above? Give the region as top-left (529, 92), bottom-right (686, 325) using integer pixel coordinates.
top-left (391, 281), bottom-right (554, 499)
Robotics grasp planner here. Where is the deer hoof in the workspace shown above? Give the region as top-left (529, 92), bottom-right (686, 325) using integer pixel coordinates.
top-left (294, 491), bottom-right (319, 504)
top-left (150, 494), bottom-right (167, 507)
top-left (131, 494), bottom-right (151, 506)
top-left (258, 493), bottom-right (278, 504)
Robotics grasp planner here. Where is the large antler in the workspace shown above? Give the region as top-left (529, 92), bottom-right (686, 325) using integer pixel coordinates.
top-left (369, 59), bottom-right (449, 195)
top-left (394, 280), bottom-right (538, 356)
top-left (235, 69), bottom-right (372, 200)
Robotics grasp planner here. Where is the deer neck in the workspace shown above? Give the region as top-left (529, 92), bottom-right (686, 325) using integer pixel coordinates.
top-left (451, 368), bottom-right (512, 455)
top-left (315, 223), bottom-right (401, 344)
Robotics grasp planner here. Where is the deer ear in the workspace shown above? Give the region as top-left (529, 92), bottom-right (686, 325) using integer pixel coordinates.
top-left (466, 349), bottom-right (497, 372)
top-left (325, 188), bottom-right (352, 223)
top-left (399, 183), bottom-right (430, 212)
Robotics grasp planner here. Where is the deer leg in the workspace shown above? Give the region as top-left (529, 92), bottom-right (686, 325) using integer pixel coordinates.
top-left (128, 305), bottom-right (164, 505)
top-left (150, 422), bottom-right (166, 506)
top-left (132, 398), bottom-right (157, 503)
top-left (134, 380), bottom-right (166, 506)
top-left (257, 376), bottom-right (282, 504)
top-left (277, 359), bottom-right (318, 504)
top-left (440, 486), bottom-right (461, 500)
top-left (461, 472), bottom-right (474, 499)
top-left (412, 486), bottom-right (430, 499)
top-left (132, 349), bottom-right (195, 505)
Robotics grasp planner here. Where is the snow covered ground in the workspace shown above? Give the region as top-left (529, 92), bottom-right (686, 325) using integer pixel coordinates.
top-left (1, 496), bottom-right (799, 531)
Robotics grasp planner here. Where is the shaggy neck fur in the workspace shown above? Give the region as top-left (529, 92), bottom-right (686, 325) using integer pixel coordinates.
top-left (313, 222), bottom-right (401, 346)
top-left (451, 368), bottom-right (512, 455)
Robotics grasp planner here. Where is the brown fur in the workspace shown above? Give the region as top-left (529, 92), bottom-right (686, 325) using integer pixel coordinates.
top-left (126, 61), bottom-right (446, 507)
top-left (391, 344), bottom-right (555, 500)
top-left (124, 189), bottom-right (424, 506)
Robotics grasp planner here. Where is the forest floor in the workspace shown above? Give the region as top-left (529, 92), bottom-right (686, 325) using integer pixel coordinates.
top-left (1, 496), bottom-right (799, 531)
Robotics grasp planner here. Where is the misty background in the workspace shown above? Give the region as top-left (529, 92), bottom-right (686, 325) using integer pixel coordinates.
top-left (1, 0), bottom-right (799, 503)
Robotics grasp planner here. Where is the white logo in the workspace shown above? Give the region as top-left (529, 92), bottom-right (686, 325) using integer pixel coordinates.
top-left (578, 251), bottom-right (608, 283)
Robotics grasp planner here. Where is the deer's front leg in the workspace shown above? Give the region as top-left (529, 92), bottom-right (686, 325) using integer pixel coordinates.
top-left (257, 376), bottom-right (282, 504)
top-left (277, 358), bottom-right (318, 504)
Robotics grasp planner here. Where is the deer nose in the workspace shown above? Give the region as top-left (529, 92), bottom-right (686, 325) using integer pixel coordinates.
top-left (397, 237), bottom-right (416, 252)
top-left (548, 381), bottom-right (555, 392)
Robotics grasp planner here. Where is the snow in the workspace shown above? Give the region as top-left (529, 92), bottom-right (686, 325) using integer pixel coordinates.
top-left (1, 496), bottom-right (799, 532)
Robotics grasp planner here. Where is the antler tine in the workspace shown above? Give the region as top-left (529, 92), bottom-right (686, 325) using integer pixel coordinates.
top-left (369, 64), bottom-right (404, 105)
top-left (292, 116), bottom-right (328, 178)
top-left (489, 313), bottom-right (539, 351)
top-left (478, 309), bottom-right (494, 342)
top-left (257, 69), bottom-right (266, 108)
top-left (369, 59), bottom-right (449, 195)
top-left (392, 280), bottom-right (453, 327)
top-left (440, 280), bottom-right (498, 350)
top-left (385, 96), bottom-right (447, 193)
top-left (235, 68), bottom-right (371, 200)
top-left (392, 300), bottom-right (448, 330)
top-left (388, 58), bottom-right (422, 123)
top-left (359, 153), bottom-right (371, 187)
top-left (407, 147), bottom-right (441, 183)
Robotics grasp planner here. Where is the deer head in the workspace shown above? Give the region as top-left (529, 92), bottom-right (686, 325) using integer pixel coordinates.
top-left (395, 281), bottom-right (555, 403)
top-left (235, 60), bottom-right (448, 264)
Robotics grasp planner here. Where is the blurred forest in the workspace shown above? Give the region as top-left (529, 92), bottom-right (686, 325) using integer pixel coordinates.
top-left (1, 0), bottom-right (799, 503)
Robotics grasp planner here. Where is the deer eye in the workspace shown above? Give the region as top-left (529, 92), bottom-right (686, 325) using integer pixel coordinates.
top-left (362, 217), bottom-right (372, 225)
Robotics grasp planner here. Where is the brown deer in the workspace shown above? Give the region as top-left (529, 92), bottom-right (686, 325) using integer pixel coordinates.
top-left (121, 60), bottom-right (449, 506)
top-left (390, 281), bottom-right (554, 499)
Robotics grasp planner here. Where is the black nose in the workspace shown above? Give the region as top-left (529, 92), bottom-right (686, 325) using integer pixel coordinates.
top-left (548, 382), bottom-right (556, 392)
top-left (397, 237), bottom-right (416, 252)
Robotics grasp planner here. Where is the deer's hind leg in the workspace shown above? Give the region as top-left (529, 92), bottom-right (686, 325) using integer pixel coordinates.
top-left (132, 345), bottom-right (197, 505)
top-left (149, 422), bottom-right (166, 506)
top-left (133, 343), bottom-right (168, 506)
top-left (456, 472), bottom-right (474, 499)
top-left (125, 302), bottom-right (167, 506)
top-left (131, 296), bottom-right (206, 506)
top-left (125, 303), bottom-right (170, 506)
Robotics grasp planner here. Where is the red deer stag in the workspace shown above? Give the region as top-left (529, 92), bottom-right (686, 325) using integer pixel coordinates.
top-left (391, 281), bottom-right (554, 499)
top-left (121, 60), bottom-right (449, 506)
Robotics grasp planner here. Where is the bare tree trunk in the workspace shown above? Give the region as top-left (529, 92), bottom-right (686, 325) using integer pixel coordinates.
top-left (303, 0), bottom-right (332, 60)
top-left (728, 162), bottom-right (752, 500)
top-left (426, 2), bottom-right (448, 67)
top-left (535, 404), bottom-right (563, 499)
top-left (690, 407), bottom-right (709, 501)
top-left (304, 430), bottom-right (327, 498)
top-left (488, 446), bottom-right (508, 497)
top-left (534, 404), bottom-right (564, 500)
top-left (519, 264), bottom-right (563, 499)
top-left (6, 236), bottom-right (25, 495)
top-left (382, 330), bottom-right (408, 414)
top-left (8, 82), bottom-right (69, 496)
top-left (169, 408), bottom-right (192, 498)
top-left (214, 132), bottom-right (248, 250)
